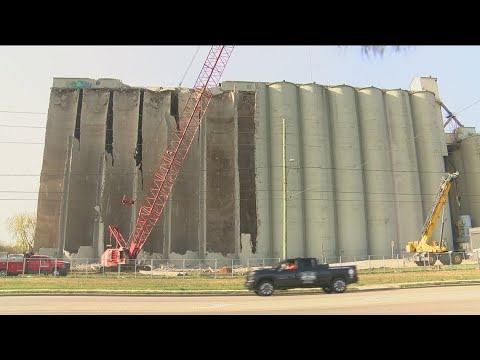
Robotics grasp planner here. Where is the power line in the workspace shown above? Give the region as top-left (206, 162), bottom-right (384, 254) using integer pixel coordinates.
top-left (178, 46), bottom-right (201, 87)
top-left (0, 141), bottom-right (44, 144)
top-left (0, 110), bottom-right (47, 115)
top-left (0, 125), bottom-right (45, 128)
top-left (456, 97), bottom-right (480, 116)
top-left (3, 189), bottom-right (480, 197)
top-left (0, 198), bottom-right (455, 204)
top-left (0, 168), bottom-right (470, 177)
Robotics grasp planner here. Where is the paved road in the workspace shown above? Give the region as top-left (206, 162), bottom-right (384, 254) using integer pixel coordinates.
top-left (1, 285), bottom-right (480, 314)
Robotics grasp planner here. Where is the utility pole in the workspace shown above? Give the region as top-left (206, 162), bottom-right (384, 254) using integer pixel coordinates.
top-left (283, 118), bottom-right (287, 260)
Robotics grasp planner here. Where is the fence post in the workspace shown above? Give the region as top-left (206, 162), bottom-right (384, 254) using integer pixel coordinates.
top-left (117, 262), bottom-right (121, 278)
top-left (368, 255), bottom-right (371, 274)
top-left (151, 259), bottom-right (154, 279)
top-left (214, 259), bottom-right (217, 279)
top-left (183, 259), bottom-right (186, 278)
top-left (134, 260), bottom-right (137, 279)
top-left (231, 259), bottom-right (234, 278)
top-left (85, 258), bottom-right (88, 277)
top-left (54, 259), bottom-right (58, 277)
top-left (383, 255), bottom-right (386, 273)
top-left (262, 258), bottom-right (265, 268)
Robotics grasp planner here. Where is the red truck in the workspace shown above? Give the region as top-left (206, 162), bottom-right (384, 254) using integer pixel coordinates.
top-left (0, 253), bottom-right (70, 276)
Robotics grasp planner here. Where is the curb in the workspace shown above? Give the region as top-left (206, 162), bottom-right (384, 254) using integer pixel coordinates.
top-left (351, 279), bottom-right (480, 291)
top-left (1, 280), bottom-right (480, 296)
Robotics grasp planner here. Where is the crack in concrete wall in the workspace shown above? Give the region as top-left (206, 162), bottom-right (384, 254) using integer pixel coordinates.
top-left (237, 92), bottom-right (257, 253)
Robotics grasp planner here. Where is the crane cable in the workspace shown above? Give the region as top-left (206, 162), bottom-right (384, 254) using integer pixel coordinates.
top-left (178, 46), bottom-right (201, 87)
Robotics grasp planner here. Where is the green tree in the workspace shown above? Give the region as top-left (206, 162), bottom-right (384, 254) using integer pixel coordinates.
top-left (6, 212), bottom-right (36, 253)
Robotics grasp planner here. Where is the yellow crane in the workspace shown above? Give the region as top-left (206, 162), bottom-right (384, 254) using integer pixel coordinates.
top-left (405, 171), bottom-right (467, 266)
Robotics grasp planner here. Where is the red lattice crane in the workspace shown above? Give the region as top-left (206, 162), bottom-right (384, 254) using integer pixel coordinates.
top-left (101, 46), bottom-right (235, 268)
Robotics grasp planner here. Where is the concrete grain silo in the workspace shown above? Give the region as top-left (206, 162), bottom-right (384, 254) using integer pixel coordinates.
top-left (298, 84), bottom-right (336, 260)
top-left (267, 82), bottom-right (305, 259)
top-left (328, 85), bottom-right (368, 258)
top-left (384, 90), bottom-right (424, 254)
top-left (410, 91), bottom-right (453, 249)
top-left (459, 135), bottom-right (480, 238)
top-left (35, 76), bottom-right (478, 263)
top-left (357, 87), bottom-right (397, 257)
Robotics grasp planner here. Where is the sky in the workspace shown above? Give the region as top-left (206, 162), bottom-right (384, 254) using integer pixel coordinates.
top-left (1, 45), bottom-right (480, 244)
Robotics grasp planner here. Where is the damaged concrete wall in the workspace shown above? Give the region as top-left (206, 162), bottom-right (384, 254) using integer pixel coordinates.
top-left (39, 78), bottom-right (462, 261)
top-left (101, 89), bottom-right (139, 252)
top-left (169, 89), bottom-right (201, 256)
top-left (237, 92), bottom-right (258, 255)
top-left (205, 92), bottom-right (236, 257)
top-left (35, 88), bottom-right (78, 251)
top-left (64, 89), bottom-right (109, 253)
top-left (134, 89), bottom-right (173, 255)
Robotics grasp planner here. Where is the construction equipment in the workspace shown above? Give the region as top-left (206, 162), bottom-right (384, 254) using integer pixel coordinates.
top-left (101, 46), bottom-right (235, 268)
top-left (405, 171), bottom-right (468, 266)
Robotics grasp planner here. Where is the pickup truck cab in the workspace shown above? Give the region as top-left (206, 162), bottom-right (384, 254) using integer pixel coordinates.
top-left (245, 257), bottom-right (358, 296)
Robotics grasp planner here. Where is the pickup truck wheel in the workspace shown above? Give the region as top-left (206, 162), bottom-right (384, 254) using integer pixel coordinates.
top-left (331, 278), bottom-right (347, 293)
top-left (322, 287), bottom-right (332, 294)
top-left (0, 269), bottom-right (7, 277)
top-left (257, 281), bottom-right (274, 296)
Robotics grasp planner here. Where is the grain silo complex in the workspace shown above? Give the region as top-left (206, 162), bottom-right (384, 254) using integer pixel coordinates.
top-left (34, 75), bottom-right (480, 263)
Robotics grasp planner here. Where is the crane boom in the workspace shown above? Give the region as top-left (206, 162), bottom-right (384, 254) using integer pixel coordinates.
top-left (419, 171), bottom-right (459, 246)
top-left (103, 46), bottom-right (234, 266)
top-left (405, 171), bottom-right (459, 254)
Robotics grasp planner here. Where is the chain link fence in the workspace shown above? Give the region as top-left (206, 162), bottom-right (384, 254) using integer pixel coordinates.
top-left (2, 252), bottom-right (479, 278)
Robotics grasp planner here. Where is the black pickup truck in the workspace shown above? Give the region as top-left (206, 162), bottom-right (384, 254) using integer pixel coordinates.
top-left (245, 257), bottom-right (358, 296)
